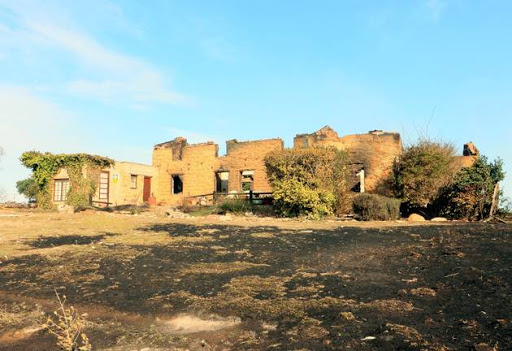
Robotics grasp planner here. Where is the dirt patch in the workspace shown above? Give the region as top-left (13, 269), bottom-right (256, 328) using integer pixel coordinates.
top-left (157, 314), bottom-right (241, 334)
top-left (0, 326), bottom-right (44, 344)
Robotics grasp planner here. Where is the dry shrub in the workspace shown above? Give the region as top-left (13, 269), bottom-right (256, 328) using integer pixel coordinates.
top-left (43, 290), bottom-right (91, 351)
top-left (352, 193), bottom-right (401, 221)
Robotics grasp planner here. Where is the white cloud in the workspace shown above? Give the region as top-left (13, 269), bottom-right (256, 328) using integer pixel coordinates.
top-left (68, 76), bottom-right (186, 105)
top-left (0, 1), bottom-right (187, 106)
top-left (424, 0), bottom-right (447, 21)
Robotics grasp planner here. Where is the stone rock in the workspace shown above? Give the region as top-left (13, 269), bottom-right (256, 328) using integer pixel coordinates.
top-left (199, 197), bottom-right (208, 206)
top-left (431, 217), bottom-right (448, 222)
top-left (408, 213), bottom-right (426, 222)
top-left (166, 209), bottom-right (191, 219)
top-left (155, 206), bottom-right (191, 219)
top-left (57, 204), bottom-right (74, 214)
top-left (340, 312), bottom-right (356, 321)
top-left (154, 207), bottom-right (169, 217)
top-left (218, 214), bottom-right (233, 222)
top-left (463, 142), bottom-right (479, 156)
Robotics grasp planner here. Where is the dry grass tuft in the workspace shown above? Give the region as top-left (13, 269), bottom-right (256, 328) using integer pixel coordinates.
top-left (42, 290), bottom-right (91, 351)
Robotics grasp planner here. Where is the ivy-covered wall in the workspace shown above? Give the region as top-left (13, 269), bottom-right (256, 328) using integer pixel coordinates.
top-left (20, 152), bottom-right (114, 209)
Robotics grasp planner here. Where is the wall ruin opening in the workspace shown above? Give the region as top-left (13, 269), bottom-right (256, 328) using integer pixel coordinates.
top-left (172, 174), bottom-right (183, 194)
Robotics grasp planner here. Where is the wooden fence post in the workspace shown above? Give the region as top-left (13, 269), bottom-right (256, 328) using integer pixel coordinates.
top-left (489, 183), bottom-right (500, 219)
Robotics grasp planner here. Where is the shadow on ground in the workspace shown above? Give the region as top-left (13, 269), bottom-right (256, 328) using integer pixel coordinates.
top-left (29, 233), bottom-right (118, 248)
top-left (0, 222), bottom-right (511, 350)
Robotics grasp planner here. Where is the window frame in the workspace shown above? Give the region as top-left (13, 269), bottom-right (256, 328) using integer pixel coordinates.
top-left (240, 170), bottom-right (254, 192)
top-left (54, 178), bottom-right (70, 202)
top-left (130, 174), bottom-right (137, 189)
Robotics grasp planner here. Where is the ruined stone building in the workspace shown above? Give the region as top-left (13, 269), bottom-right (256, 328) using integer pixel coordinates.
top-left (49, 126), bottom-right (477, 207)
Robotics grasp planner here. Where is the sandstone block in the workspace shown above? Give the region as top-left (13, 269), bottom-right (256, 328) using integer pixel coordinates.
top-left (408, 213), bottom-right (426, 222)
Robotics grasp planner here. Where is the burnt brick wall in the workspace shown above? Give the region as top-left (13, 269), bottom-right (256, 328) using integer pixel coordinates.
top-left (294, 131), bottom-right (403, 193)
top-left (221, 139), bottom-right (284, 192)
top-left (153, 142), bottom-right (219, 206)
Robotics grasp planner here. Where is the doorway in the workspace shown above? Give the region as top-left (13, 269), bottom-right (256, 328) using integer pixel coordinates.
top-left (143, 177), bottom-right (151, 202)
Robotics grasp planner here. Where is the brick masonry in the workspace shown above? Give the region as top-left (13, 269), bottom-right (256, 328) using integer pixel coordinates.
top-left (152, 138), bottom-right (284, 205)
top-left (294, 126), bottom-right (403, 192)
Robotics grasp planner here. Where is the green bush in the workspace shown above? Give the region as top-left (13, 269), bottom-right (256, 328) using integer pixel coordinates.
top-left (437, 156), bottom-right (505, 220)
top-left (352, 194), bottom-right (401, 221)
top-left (272, 178), bottom-right (336, 218)
top-left (265, 147), bottom-right (350, 218)
top-left (391, 140), bottom-right (456, 208)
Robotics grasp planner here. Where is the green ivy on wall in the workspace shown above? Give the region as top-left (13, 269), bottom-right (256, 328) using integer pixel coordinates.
top-left (20, 151), bottom-right (114, 209)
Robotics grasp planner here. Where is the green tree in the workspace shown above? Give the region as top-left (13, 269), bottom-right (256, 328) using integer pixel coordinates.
top-left (438, 157), bottom-right (505, 220)
top-left (16, 177), bottom-right (39, 202)
top-left (391, 140), bottom-right (456, 210)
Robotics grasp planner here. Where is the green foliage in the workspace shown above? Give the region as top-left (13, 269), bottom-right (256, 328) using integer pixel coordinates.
top-left (65, 163), bottom-right (102, 209)
top-left (352, 194), bottom-right (401, 221)
top-left (265, 147), bottom-right (350, 218)
top-left (19, 151), bottom-right (114, 209)
top-left (16, 177), bottom-right (38, 202)
top-left (438, 156), bottom-right (505, 220)
top-left (391, 140), bottom-right (456, 208)
top-left (272, 178), bottom-right (336, 218)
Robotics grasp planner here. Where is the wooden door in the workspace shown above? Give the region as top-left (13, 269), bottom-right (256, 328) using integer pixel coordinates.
top-left (143, 177), bottom-right (151, 202)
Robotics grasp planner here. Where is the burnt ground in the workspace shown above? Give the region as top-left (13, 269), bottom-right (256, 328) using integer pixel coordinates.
top-left (0, 212), bottom-right (511, 350)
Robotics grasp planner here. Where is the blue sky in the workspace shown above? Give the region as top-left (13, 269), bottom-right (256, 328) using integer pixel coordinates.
top-left (0, 0), bottom-right (511, 201)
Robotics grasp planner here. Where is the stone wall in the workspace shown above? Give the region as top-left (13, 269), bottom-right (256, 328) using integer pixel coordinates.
top-left (294, 127), bottom-right (403, 192)
top-left (152, 137), bottom-right (283, 205)
top-left (453, 155), bottom-right (478, 172)
top-left (105, 162), bottom-right (156, 206)
top-left (153, 127), bottom-right (402, 204)
top-left (153, 141), bottom-right (220, 206)
top-left (220, 138), bottom-right (284, 193)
